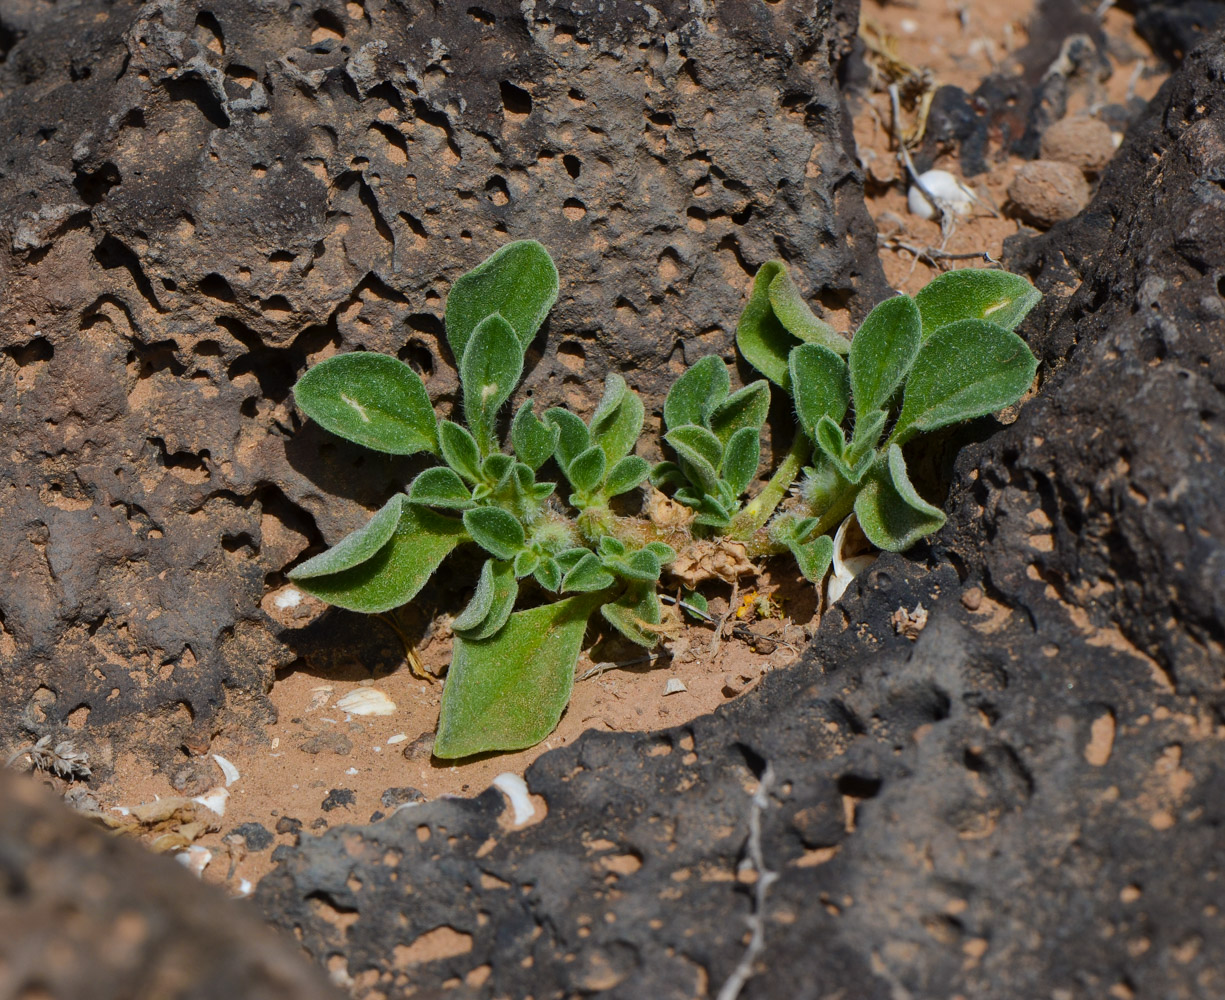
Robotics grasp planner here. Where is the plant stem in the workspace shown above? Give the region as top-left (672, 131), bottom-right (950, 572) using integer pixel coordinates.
top-left (727, 433), bottom-right (811, 542)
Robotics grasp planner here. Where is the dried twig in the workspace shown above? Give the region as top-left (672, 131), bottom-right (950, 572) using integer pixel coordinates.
top-left (716, 763), bottom-right (779, 1000)
top-left (578, 651), bottom-right (671, 681)
top-left (709, 579), bottom-right (740, 659)
top-left (658, 594), bottom-right (797, 654)
top-left (877, 234), bottom-right (1002, 268)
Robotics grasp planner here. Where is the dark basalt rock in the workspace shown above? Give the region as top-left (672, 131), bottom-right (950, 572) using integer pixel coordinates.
top-left (0, 0), bottom-right (883, 774)
top-left (254, 30), bottom-right (1225, 1000)
top-left (1121, 0), bottom-right (1225, 62)
top-left (0, 769), bottom-right (341, 1000)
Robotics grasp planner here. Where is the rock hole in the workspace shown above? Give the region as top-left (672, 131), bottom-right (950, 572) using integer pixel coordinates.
top-left (398, 340), bottom-right (435, 380)
top-left (160, 277), bottom-right (177, 291)
top-left (648, 110), bottom-right (674, 127)
top-left (368, 121), bottom-right (408, 166)
top-left (226, 64), bottom-right (258, 89)
top-left (468, 6), bottom-right (496, 25)
top-left (500, 80), bottom-right (532, 118)
top-left (311, 9), bottom-right (345, 43)
top-left (4, 336), bottom-right (53, 367)
top-left (73, 161), bottom-right (121, 205)
top-left (657, 247), bottom-right (682, 284)
top-left (193, 11), bottom-right (225, 55)
top-left (66, 704), bottom-right (91, 729)
top-left (407, 313), bottom-right (445, 340)
top-left (563, 154), bottom-right (582, 178)
top-left (556, 341), bottom-right (585, 371)
top-left (599, 850), bottom-right (643, 876)
top-left (836, 773), bottom-right (882, 799)
top-left (393, 927), bottom-right (473, 967)
top-left (485, 175), bottom-right (510, 206)
top-left (562, 197), bottom-right (586, 220)
top-left (262, 295), bottom-right (293, 314)
top-left (731, 204), bottom-right (753, 226)
top-left (165, 74), bottom-right (230, 128)
top-left (199, 272), bottom-right (235, 302)
top-left (735, 742), bottom-right (766, 779)
top-left (568, 87), bottom-right (585, 102)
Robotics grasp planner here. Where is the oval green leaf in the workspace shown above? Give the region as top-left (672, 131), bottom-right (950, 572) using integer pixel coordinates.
top-left (849, 294), bottom-right (922, 415)
top-left (853, 444), bottom-right (946, 552)
top-left (461, 313), bottom-right (524, 455)
top-left (463, 506), bottom-right (526, 560)
top-left (445, 240), bottom-right (559, 361)
top-left (293, 353), bottom-right (438, 456)
top-left (408, 467), bottom-right (473, 509)
top-left (735, 261), bottom-right (796, 389)
top-left (663, 355), bottom-right (730, 430)
top-left (768, 265), bottom-right (850, 355)
top-left (914, 269), bottom-right (1041, 339)
top-left (288, 493), bottom-right (405, 579)
top-left (790, 342), bottom-right (850, 437)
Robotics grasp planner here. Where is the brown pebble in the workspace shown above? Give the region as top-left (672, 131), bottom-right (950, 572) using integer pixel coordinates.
top-left (1008, 160), bottom-right (1091, 228)
top-left (298, 731), bottom-right (353, 756)
top-left (402, 731), bottom-right (435, 762)
top-left (1040, 117), bottom-right (1116, 174)
top-left (961, 587), bottom-right (984, 611)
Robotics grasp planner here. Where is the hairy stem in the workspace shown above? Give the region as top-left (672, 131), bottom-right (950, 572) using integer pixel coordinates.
top-left (727, 433), bottom-right (811, 542)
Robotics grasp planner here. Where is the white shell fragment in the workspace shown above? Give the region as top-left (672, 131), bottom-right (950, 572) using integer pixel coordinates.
top-left (335, 688), bottom-right (397, 716)
top-left (306, 685), bottom-right (333, 713)
top-left (212, 753), bottom-right (240, 787)
top-left (492, 772), bottom-right (537, 826)
top-left (233, 879), bottom-right (254, 898)
top-left (908, 169), bottom-right (978, 220)
top-left (663, 677), bottom-right (688, 696)
top-left (175, 845), bottom-right (212, 878)
top-left (273, 587), bottom-right (303, 610)
top-left (827, 515), bottom-right (878, 605)
top-left (193, 787), bottom-right (229, 817)
top-left (386, 733), bottom-right (408, 745)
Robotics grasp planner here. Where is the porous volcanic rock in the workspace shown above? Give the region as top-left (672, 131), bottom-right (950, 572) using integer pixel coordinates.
top-left (0, 768), bottom-right (341, 1000)
top-left (0, 0), bottom-right (884, 775)
top-left (254, 29), bottom-right (1225, 1000)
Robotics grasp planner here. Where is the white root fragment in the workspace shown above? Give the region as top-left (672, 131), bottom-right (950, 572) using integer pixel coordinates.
top-left (491, 772), bottom-right (536, 826)
top-left (192, 787), bottom-right (229, 817)
top-left (663, 677), bottom-right (688, 696)
top-left (212, 753), bottom-right (240, 787)
top-left (335, 688), bottom-right (397, 716)
top-left (175, 845), bottom-right (213, 878)
top-left (908, 169), bottom-right (978, 220)
top-left (827, 514), bottom-right (877, 605)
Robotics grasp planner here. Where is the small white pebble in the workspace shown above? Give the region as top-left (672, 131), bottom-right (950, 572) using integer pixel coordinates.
top-left (233, 878), bottom-right (253, 898)
top-left (373, 746), bottom-right (381, 753)
top-left (335, 688), bottom-right (396, 716)
top-left (273, 587), bottom-right (302, 610)
top-left (908, 169), bottom-right (977, 220)
top-left (900, 17), bottom-right (918, 33)
top-left (271, 737), bottom-right (279, 750)
top-left (492, 772), bottom-right (536, 825)
top-left (664, 677), bottom-right (688, 695)
top-left (386, 733), bottom-right (408, 745)
top-left (345, 766), bottom-right (359, 775)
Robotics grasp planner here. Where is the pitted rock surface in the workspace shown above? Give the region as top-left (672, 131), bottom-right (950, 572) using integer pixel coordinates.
top-left (0, 0), bottom-right (883, 774)
top-left (0, 769), bottom-right (342, 1000)
top-left (255, 30), bottom-right (1225, 1000)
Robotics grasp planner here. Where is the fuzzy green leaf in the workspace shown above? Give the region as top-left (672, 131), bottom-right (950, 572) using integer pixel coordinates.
top-left (649, 461), bottom-right (687, 489)
top-left (789, 533), bottom-right (835, 583)
top-left (708, 380), bottom-right (771, 445)
top-left (608, 547), bottom-right (664, 583)
top-left (290, 504), bottom-right (465, 613)
top-left (589, 373), bottom-right (645, 466)
top-left (293, 353), bottom-right (438, 456)
top-left (511, 401), bottom-right (560, 471)
top-left (408, 467), bottom-right (474, 510)
top-left (790, 342), bottom-right (850, 437)
top-left (736, 261), bottom-right (796, 388)
top-left (533, 557), bottom-right (563, 593)
top-left (434, 594), bottom-right (600, 758)
top-left (463, 506), bottom-right (526, 560)
top-left (480, 453), bottom-right (515, 492)
top-left (768, 265), bottom-right (850, 355)
top-left (665, 424), bottom-right (724, 470)
top-left (452, 558), bottom-right (498, 631)
top-left (445, 240), bottom-right (559, 362)
top-left (848, 408), bottom-right (888, 461)
top-left (892, 319), bottom-right (1039, 444)
top-left (561, 552), bottom-right (616, 593)
top-left (663, 356), bottom-right (729, 430)
top-left (461, 313), bottom-right (524, 455)
top-left (681, 590), bottom-right (709, 619)
top-left (289, 494), bottom-right (405, 579)
top-left (513, 549), bottom-right (540, 577)
top-left (566, 445), bottom-right (607, 495)
top-left (603, 455), bottom-right (650, 498)
top-left (849, 294), bottom-right (922, 414)
top-left (644, 542), bottom-right (676, 563)
top-left (814, 416), bottom-right (846, 465)
top-left (720, 426), bottom-right (761, 497)
top-left (854, 444), bottom-right (946, 552)
top-left (456, 559), bottom-right (518, 640)
top-left (544, 408), bottom-right (592, 469)
top-left (601, 586), bottom-right (662, 647)
top-left (914, 269), bottom-right (1041, 340)
top-left (438, 420), bottom-right (482, 483)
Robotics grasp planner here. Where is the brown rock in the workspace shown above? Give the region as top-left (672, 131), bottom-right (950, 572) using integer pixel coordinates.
top-left (1040, 117), bottom-right (1117, 174)
top-left (1008, 160), bottom-right (1092, 228)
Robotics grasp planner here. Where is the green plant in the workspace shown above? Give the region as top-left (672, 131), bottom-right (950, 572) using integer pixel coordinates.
top-left (285, 241), bottom-right (1039, 758)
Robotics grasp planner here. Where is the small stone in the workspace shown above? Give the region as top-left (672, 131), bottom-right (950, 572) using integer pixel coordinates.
top-left (309, 818), bottom-right (329, 830)
top-left (1008, 160), bottom-right (1091, 228)
top-left (961, 587), bottom-right (984, 611)
top-left (381, 786), bottom-right (425, 809)
top-left (298, 731), bottom-right (353, 756)
top-left (321, 788), bottom-right (356, 812)
top-left (274, 816), bottom-right (302, 836)
top-left (402, 731), bottom-right (435, 762)
top-left (229, 822), bottom-right (273, 851)
top-left (170, 760), bottom-right (216, 795)
top-left (270, 844), bottom-right (294, 864)
top-left (1040, 117), bottom-right (1116, 174)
